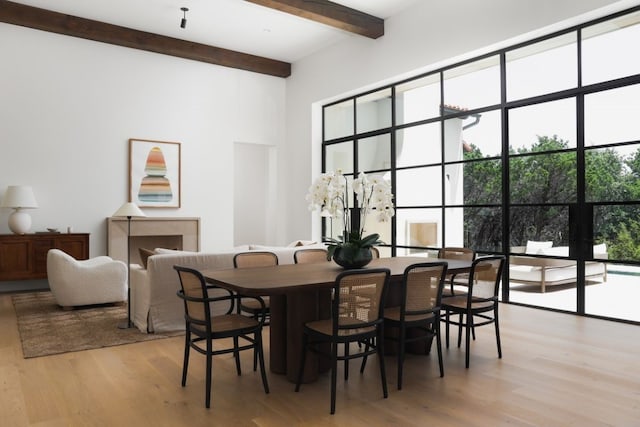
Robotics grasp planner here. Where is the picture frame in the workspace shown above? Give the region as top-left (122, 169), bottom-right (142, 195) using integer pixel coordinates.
top-left (129, 138), bottom-right (181, 208)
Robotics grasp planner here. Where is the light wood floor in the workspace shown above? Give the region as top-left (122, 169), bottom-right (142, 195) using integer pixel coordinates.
top-left (1, 294), bottom-right (639, 427)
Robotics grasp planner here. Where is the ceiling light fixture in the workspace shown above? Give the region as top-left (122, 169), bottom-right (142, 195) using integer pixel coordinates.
top-left (180, 7), bottom-right (188, 29)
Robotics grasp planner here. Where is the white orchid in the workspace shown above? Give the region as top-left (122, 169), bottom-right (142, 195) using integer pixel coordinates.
top-left (306, 170), bottom-right (395, 258)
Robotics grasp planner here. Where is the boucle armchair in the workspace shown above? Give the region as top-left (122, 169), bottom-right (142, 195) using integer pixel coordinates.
top-left (47, 249), bottom-right (127, 309)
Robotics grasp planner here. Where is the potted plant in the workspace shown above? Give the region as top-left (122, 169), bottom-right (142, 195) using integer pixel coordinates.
top-left (306, 170), bottom-right (395, 268)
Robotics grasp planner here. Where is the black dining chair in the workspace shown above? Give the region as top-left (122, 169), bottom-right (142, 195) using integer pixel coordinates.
top-left (174, 266), bottom-right (269, 408)
top-left (294, 248), bottom-right (329, 264)
top-left (381, 261), bottom-right (448, 389)
top-left (441, 255), bottom-right (505, 368)
top-left (295, 268), bottom-right (390, 414)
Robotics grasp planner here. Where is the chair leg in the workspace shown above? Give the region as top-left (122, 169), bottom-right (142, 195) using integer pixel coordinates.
top-left (256, 333), bottom-right (270, 394)
top-left (205, 340), bottom-right (213, 408)
top-left (445, 309), bottom-right (450, 349)
top-left (330, 342), bottom-right (338, 414)
top-left (377, 328), bottom-right (388, 399)
top-left (344, 342), bottom-right (350, 381)
top-left (253, 333), bottom-right (258, 372)
top-left (360, 338), bottom-right (372, 373)
top-left (457, 313), bottom-right (463, 348)
top-left (233, 336), bottom-right (241, 376)
top-left (397, 325), bottom-right (406, 390)
top-left (494, 306), bottom-right (502, 359)
top-left (295, 334), bottom-right (308, 392)
top-left (181, 333), bottom-right (190, 387)
top-left (435, 321), bottom-right (444, 377)
top-left (465, 312), bottom-right (472, 369)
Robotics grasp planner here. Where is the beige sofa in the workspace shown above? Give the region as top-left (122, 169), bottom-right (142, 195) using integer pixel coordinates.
top-left (509, 241), bottom-right (608, 293)
top-left (130, 243), bottom-right (326, 333)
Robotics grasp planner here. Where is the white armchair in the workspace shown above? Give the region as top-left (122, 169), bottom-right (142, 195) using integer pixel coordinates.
top-left (47, 249), bottom-right (127, 309)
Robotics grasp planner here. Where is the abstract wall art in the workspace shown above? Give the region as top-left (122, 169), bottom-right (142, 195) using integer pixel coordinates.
top-left (129, 139), bottom-right (181, 208)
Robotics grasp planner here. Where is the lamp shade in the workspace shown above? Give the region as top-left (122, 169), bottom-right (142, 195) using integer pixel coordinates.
top-left (112, 202), bottom-right (146, 218)
top-left (1, 185), bottom-right (38, 209)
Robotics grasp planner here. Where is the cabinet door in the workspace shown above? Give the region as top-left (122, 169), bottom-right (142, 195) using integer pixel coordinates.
top-left (34, 238), bottom-right (56, 276)
top-left (57, 236), bottom-right (89, 260)
top-left (0, 239), bottom-right (32, 279)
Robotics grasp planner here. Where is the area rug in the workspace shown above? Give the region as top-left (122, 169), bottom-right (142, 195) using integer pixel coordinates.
top-left (12, 292), bottom-right (182, 358)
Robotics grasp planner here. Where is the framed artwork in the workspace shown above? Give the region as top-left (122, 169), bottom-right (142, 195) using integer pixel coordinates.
top-left (129, 138), bottom-right (181, 208)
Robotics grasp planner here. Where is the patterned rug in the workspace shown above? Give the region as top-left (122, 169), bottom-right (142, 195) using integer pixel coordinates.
top-left (12, 292), bottom-right (181, 358)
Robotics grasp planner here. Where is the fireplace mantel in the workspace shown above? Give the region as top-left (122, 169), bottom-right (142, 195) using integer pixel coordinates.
top-left (107, 217), bottom-right (200, 265)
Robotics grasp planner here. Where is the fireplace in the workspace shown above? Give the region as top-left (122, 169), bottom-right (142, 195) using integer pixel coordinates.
top-left (107, 217), bottom-right (200, 265)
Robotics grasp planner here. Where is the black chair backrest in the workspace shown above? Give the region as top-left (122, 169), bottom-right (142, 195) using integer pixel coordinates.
top-left (174, 266), bottom-right (235, 330)
top-left (233, 251), bottom-right (278, 268)
top-left (438, 247), bottom-right (475, 261)
top-left (401, 262), bottom-right (448, 319)
top-left (466, 255), bottom-right (505, 304)
top-left (333, 268), bottom-right (390, 335)
top-left (294, 248), bottom-right (329, 264)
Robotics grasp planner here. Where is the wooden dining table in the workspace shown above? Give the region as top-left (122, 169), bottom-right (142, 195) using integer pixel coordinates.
top-left (201, 256), bottom-right (473, 383)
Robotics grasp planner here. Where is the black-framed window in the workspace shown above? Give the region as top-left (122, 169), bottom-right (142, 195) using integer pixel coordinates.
top-left (321, 6), bottom-right (640, 324)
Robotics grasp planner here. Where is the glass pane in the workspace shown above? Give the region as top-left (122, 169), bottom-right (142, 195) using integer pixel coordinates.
top-left (395, 208), bottom-right (442, 248)
top-left (396, 166), bottom-right (442, 206)
top-left (358, 134), bottom-right (391, 172)
top-left (585, 262), bottom-right (640, 322)
top-left (395, 74), bottom-right (441, 125)
top-left (586, 144), bottom-right (640, 203)
top-left (396, 247), bottom-right (437, 257)
top-left (356, 88), bottom-right (392, 134)
top-left (458, 159), bottom-right (502, 205)
top-left (324, 100), bottom-right (353, 140)
top-left (449, 206), bottom-right (502, 252)
top-left (594, 204), bottom-right (640, 262)
top-left (508, 98), bottom-right (576, 150)
top-left (506, 33), bottom-right (577, 101)
top-left (510, 152), bottom-right (576, 204)
top-left (362, 210), bottom-right (391, 246)
top-left (508, 205), bottom-right (573, 311)
top-left (508, 206), bottom-right (569, 248)
top-left (325, 141), bottom-right (353, 174)
top-left (582, 11), bottom-right (640, 85)
top-left (443, 56), bottom-right (500, 111)
top-left (445, 109), bottom-right (502, 162)
top-left (396, 123), bottom-right (441, 168)
top-left (376, 246), bottom-right (393, 257)
top-left (508, 255), bottom-right (576, 312)
top-left (584, 84), bottom-right (640, 146)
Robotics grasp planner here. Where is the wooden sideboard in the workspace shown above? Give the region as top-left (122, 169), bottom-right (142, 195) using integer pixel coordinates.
top-left (0, 233), bottom-right (89, 281)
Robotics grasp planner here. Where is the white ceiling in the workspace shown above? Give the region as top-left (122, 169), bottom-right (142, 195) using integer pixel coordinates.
top-left (8, 0), bottom-right (421, 62)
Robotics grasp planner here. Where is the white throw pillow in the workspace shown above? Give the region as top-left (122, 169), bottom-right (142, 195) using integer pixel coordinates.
top-left (525, 240), bottom-right (553, 254)
top-left (539, 246), bottom-right (569, 257)
top-left (593, 243), bottom-right (607, 257)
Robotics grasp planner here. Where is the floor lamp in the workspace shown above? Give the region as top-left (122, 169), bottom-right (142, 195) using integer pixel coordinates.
top-left (112, 202), bottom-right (146, 329)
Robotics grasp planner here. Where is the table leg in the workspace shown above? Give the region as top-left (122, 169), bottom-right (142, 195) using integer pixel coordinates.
top-left (268, 295), bottom-right (286, 374)
top-left (286, 291), bottom-right (320, 383)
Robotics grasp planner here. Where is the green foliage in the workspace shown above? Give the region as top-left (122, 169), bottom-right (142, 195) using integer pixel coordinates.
top-left (324, 232), bottom-right (382, 260)
top-left (463, 135), bottom-right (640, 260)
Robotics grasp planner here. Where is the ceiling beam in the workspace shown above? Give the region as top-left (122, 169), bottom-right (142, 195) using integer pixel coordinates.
top-left (0, 0), bottom-right (291, 78)
top-left (245, 0), bottom-right (384, 39)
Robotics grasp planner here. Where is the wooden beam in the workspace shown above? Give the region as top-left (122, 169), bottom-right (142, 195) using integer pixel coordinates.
top-left (246, 0), bottom-right (384, 39)
top-left (0, 0), bottom-right (291, 78)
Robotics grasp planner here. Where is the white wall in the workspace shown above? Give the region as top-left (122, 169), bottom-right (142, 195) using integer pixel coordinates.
top-left (283, 0), bottom-right (636, 243)
top-left (0, 23), bottom-right (286, 263)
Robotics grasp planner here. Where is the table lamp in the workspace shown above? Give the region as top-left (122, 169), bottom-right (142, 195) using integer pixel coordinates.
top-left (112, 202), bottom-right (146, 329)
top-left (1, 185), bottom-right (38, 234)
